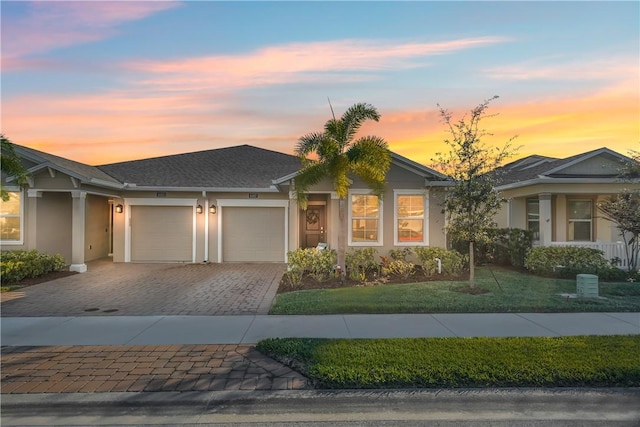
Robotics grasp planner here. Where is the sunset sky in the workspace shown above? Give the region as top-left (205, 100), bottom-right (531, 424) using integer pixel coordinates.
top-left (2, 1), bottom-right (638, 167)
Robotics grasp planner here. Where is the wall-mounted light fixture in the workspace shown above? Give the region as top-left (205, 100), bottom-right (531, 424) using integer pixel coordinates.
top-left (209, 205), bottom-right (217, 214)
top-left (115, 204), bottom-right (123, 214)
top-left (196, 205), bottom-right (203, 214)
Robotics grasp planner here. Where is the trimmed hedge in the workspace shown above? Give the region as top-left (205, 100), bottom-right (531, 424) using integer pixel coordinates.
top-left (258, 336), bottom-right (640, 389)
top-left (1, 250), bottom-right (66, 284)
top-left (524, 246), bottom-right (615, 279)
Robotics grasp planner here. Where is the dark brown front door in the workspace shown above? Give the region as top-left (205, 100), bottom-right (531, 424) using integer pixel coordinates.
top-left (303, 205), bottom-right (326, 248)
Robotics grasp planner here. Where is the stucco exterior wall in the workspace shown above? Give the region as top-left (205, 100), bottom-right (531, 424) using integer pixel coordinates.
top-left (36, 192), bottom-right (72, 263)
top-left (84, 194), bottom-right (111, 261)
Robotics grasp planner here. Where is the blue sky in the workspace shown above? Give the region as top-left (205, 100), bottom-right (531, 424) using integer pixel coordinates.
top-left (2, 1), bottom-right (638, 165)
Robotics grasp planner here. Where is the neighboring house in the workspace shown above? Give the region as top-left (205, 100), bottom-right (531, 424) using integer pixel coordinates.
top-left (1, 144), bottom-right (451, 272)
top-left (493, 147), bottom-right (640, 268)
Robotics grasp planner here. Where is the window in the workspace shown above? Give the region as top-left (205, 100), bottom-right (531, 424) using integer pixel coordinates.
top-left (396, 193), bottom-right (426, 244)
top-left (568, 200), bottom-right (592, 241)
top-left (0, 191), bottom-right (23, 243)
top-left (526, 198), bottom-right (540, 241)
top-left (350, 193), bottom-right (381, 245)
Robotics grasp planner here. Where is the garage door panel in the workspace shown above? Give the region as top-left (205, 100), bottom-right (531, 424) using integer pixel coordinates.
top-left (222, 207), bottom-right (284, 262)
top-left (131, 206), bottom-right (193, 262)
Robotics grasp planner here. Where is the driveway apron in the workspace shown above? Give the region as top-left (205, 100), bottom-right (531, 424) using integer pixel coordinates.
top-left (0, 260), bottom-right (286, 317)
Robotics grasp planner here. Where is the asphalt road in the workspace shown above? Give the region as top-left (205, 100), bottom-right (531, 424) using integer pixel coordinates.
top-left (2, 388), bottom-right (639, 426)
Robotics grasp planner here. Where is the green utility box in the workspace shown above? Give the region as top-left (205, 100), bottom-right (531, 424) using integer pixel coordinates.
top-left (577, 274), bottom-right (599, 298)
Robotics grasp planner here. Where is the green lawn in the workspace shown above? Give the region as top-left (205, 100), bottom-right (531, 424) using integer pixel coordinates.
top-left (257, 336), bottom-right (640, 388)
top-left (270, 267), bottom-right (640, 314)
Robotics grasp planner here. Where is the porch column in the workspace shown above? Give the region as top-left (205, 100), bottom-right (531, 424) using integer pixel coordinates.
top-left (288, 190), bottom-right (299, 253)
top-left (70, 191), bottom-right (87, 272)
top-left (26, 190), bottom-right (42, 250)
top-left (539, 193), bottom-right (552, 246)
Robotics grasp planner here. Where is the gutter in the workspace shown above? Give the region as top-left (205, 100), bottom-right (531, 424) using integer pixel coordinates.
top-left (495, 177), bottom-right (634, 191)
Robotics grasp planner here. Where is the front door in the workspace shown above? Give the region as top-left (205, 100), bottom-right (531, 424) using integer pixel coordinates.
top-left (302, 205), bottom-right (326, 248)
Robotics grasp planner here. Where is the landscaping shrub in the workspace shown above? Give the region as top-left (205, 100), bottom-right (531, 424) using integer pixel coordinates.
top-left (381, 258), bottom-right (415, 279)
top-left (1, 250), bottom-right (66, 284)
top-left (387, 247), bottom-right (413, 261)
top-left (345, 248), bottom-right (379, 282)
top-left (285, 248), bottom-right (337, 286)
top-left (524, 246), bottom-right (613, 279)
top-left (258, 335), bottom-right (640, 389)
top-left (455, 228), bottom-right (533, 268)
top-left (413, 247), bottom-right (466, 276)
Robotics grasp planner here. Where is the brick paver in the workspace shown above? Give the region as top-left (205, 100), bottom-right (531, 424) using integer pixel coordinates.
top-left (1, 259), bottom-right (285, 316)
top-left (1, 345), bottom-right (309, 394)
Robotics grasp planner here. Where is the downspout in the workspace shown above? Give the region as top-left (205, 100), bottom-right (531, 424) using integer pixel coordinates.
top-left (203, 190), bottom-right (209, 263)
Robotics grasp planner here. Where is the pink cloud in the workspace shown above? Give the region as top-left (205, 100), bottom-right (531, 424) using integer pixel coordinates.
top-left (128, 36), bottom-right (509, 91)
top-left (3, 1), bottom-right (181, 61)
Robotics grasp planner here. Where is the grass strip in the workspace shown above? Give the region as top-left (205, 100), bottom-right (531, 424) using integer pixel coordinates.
top-left (257, 335), bottom-right (640, 389)
top-left (270, 268), bottom-right (640, 314)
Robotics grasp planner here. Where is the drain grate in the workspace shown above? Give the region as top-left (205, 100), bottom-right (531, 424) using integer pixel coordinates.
top-left (84, 307), bottom-right (118, 313)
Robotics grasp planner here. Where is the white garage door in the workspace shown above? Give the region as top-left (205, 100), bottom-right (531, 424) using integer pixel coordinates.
top-left (222, 207), bottom-right (285, 262)
top-left (131, 205), bottom-right (193, 262)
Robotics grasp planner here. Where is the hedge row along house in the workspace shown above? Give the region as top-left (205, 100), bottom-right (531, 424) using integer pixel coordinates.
top-left (1, 144), bottom-right (637, 272)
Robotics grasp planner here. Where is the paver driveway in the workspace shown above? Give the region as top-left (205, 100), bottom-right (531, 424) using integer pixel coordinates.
top-left (0, 259), bottom-right (286, 317)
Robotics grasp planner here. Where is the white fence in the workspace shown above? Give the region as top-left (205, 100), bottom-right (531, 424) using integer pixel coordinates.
top-left (548, 241), bottom-right (639, 270)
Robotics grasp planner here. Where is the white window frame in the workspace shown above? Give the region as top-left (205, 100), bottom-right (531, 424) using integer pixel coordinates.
top-left (348, 190), bottom-right (383, 246)
top-left (567, 199), bottom-right (593, 242)
top-left (394, 189), bottom-right (429, 246)
top-left (526, 198), bottom-right (540, 242)
top-left (0, 188), bottom-right (24, 245)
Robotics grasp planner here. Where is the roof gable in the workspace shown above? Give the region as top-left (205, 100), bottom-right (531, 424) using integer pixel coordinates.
top-left (272, 151), bottom-right (451, 186)
top-left (9, 144), bottom-right (122, 187)
top-left (495, 147), bottom-right (634, 188)
top-left (543, 148), bottom-right (628, 177)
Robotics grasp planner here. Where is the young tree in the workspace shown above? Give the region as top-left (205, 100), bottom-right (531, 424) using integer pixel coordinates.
top-left (432, 96), bottom-right (518, 288)
top-left (1, 134), bottom-right (28, 201)
top-left (598, 190), bottom-right (640, 273)
top-left (597, 146), bottom-right (640, 273)
top-left (294, 102), bottom-right (391, 278)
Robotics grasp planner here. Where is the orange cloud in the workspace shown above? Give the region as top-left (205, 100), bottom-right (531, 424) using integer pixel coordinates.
top-left (378, 86), bottom-right (638, 166)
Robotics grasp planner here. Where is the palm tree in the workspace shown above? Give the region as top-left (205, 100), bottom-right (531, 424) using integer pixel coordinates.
top-left (1, 135), bottom-right (28, 201)
top-left (294, 102), bottom-right (391, 278)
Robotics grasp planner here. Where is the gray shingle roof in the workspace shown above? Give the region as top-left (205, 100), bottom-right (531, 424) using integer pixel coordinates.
top-left (494, 147), bottom-right (626, 186)
top-left (12, 144), bottom-right (122, 185)
top-left (99, 145), bottom-right (302, 189)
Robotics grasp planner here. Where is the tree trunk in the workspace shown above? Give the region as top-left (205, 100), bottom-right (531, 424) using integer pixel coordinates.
top-left (469, 240), bottom-right (475, 288)
top-left (338, 198), bottom-right (347, 281)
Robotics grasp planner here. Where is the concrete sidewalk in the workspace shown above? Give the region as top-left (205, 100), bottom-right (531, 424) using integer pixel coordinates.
top-left (2, 312), bottom-right (638, 346)
top-left (1, 313), bottom-right (638, 398)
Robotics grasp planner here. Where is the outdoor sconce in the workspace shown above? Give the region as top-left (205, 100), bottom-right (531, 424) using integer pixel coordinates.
top-left (209, 205), bottom-right (217, 214)
top-left (196, 205), bottom-right (203, 214)
top-left (115, 204), bottom-right (123, 214)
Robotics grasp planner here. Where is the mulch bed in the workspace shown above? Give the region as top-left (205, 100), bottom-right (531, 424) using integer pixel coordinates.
top-left (1, 270), bottom-right (78, 290)
top-left (277, 268), bottom-right (469, 294)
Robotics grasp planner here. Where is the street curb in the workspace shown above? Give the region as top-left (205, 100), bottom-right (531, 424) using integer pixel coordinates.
top-left (3, 387), bottom-right (640, 409)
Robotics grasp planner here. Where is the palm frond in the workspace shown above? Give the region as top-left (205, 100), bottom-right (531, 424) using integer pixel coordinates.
top-left (293, 162), bottom-right (329, 209)
top-left (341, 103), bottom-right (380, 145)
top-left (295, 132), bottom-right (326, 157)
top-left (1, 135), bottom-right (29, 201)
top-left (328, 155), bottom-right (351, 199)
